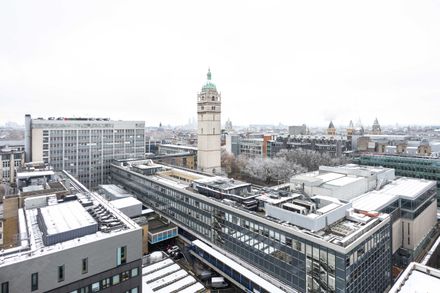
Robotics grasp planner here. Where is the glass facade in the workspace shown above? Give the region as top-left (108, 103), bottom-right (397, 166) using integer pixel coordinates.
top-left (111, 165), bottom-right (392, 292)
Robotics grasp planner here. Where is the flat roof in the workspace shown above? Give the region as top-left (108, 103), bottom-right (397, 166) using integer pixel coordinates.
top-left (383, 177), bottom-right (435, 199)
top-left (325, 176), bottom-right (363, 187)
top-left (0, 171), bottom-right (141, 268)
top-left (352, 190), bottom-right (396, 212)
top-left (192, 239), bottom-right (285, 293)
top-left (151, 175), bottom-right (189, 190)
top-left (352, 177), bottom-right (436, 211)
top-left (39, 201), bottom-right (97, 236)
top-left (148, 218), bottom-right (177, 234)
top-left (99, 184), bottom-right (132, 198)
top-left (17, 170), bottom-right (54, 179)
top-left (316, 172), bottom-right (345, 182)
top-left (194, 176), bottom-right (251, 190)
top-left (390, 262), bottom-right (440, 293)
top-left (114, 163), bottom-right (388, 249)
top-left (142, 255), bottom-right (204, 293)
top-left (135, 164), bottom-right (162, 170)
top-left (111, 197), bottom-right (142, 209)
top-left (159, 144), bottom-right (197, 151)
top-left (256, 192), bottom-right (300, 205)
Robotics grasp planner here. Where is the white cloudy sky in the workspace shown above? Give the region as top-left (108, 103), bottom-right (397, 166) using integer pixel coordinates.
top-left (1, 0), bottom-right (439, 127)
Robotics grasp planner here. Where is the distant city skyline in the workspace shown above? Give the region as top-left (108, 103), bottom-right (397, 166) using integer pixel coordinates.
top-left (1, 1), bottom-right (439, 127)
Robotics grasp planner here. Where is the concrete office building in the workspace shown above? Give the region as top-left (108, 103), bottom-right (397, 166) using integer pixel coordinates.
top-left (225, 133), bottom-right (240, 157)
top-left (111, 160), bottom-right (393, 293)
top-left (228, 134), bottom-right (349, 159)
top-left (237, 135), bottom-right (274, 158)
top-left (0, 145), bottom-right (25, 185)
top-left (25, 115), bottom-right (145, 188)
top-left (0, 171), bottom-right (142, 293)
top-left (288, 125), bottom-right (307, 136)
top-left (285, 135), bottom-right (348, 157)
top-left (292, 164), bottom-right (438, 267)
top-left (197, 69), bottom-right (221, 174)
top-left (353, 178), bottom-right (437, 266)
top-left (291, 165), bottom-right (396, 202)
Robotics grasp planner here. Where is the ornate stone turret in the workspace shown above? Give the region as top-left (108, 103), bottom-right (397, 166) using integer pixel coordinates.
top-left (347, 120), bottom-right (354, 137)
top-left (355, 119), bottom-right (365, 135)
top-left (371, 117), bottom-right (382, 135)
top-left (225, 118), bottom-right (233, 132)
top-left (327, 121), bottom-right (336, 136)
top-left (197, 69), bottom-right (221, 174)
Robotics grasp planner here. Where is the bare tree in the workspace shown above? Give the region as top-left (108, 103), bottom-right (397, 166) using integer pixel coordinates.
top-left (222, 148), bottom-right (350, 185)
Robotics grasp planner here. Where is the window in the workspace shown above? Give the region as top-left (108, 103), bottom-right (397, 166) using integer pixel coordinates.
top-left (31, 272), bottom-right (38, 291)
top-left (131, 267), bottom-right (139, 277)
top-left (117, 246), bottom-right (127, 266)
top-left (58, 265), bottom-right (65, 282)
top-left (101, 278), bottom-right (111, 289)
top-left (82, 258), bottom-right (88, 274)
top-left (1, 282), bottom-right (9, 293)
top-left (121, 271), bottom-right (130, 281)
top-left (91, 282), bottom-right (100, 292)
top-left (112, 274), bottom-right (120, 285)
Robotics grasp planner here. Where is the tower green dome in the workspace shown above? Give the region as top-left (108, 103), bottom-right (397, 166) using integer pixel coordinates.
top-left (202, 68), bottom-right (217, 91)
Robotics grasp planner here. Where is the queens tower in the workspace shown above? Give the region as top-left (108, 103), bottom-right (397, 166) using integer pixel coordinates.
top-left (197, 69), bottom-right (221, 174)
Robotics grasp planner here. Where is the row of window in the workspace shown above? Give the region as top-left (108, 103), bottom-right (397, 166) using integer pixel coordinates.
top-left (1, 247), bottom-right (129, 293)
top-left (69, 268), bottom-right (139, 293)
top-left (0, 274), bottom-right (138, 293)
top-left (1, 160), bottom-right (22, 168)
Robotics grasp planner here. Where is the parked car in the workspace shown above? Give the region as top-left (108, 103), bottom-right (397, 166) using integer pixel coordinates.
top-left (166, 245), bottom-right (180, 254)
top-left (171, 251), bottom-right (183, 260)
top-left (211, 276), bottom-right (228, 289)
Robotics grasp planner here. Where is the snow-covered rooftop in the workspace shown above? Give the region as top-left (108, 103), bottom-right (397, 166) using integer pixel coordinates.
top-left (390, 262), bottom-right (440, 293)
top-left (39, 201), bottom-right (97, 236)
top-left (0, 172), bottom-right (140, 268)
top-left (111, 197), bottom-right (142, 210)
top-left (352, 177), bottom-right (436, 211)
top-left (17, 170), bottom-right (54, 179)
top-left (141, 253), bottom-right (205, 293)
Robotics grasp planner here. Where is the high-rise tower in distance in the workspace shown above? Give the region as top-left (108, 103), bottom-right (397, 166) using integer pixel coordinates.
top-left (197, 69), bottom-right (221, 174)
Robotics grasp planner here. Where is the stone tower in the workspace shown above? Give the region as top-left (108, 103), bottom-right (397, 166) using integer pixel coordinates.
top-left (197, 69), bottom-right (221, 174)
top-left (371, 118), bottom-right (382, 135)
top-left (327, 121), bottom-right (336, 136)
top-left (347, 120), bottom-right (354, 137)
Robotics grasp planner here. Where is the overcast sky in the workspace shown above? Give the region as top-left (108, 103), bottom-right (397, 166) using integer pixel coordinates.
top-left (1, 0), bottom-right (439, 128)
